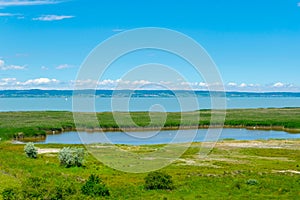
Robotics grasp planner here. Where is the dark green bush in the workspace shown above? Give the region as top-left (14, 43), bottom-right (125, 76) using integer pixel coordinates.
top-left (81, 174), bottom-right (110, 197)
top-left (2, 188), bottom-right (17, 200)
top-left (144, 171), bottom-right (174, 190)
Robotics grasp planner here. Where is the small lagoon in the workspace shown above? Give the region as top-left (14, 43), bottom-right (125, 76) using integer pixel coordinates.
top-left (39, 129), bottom-right (300, 145)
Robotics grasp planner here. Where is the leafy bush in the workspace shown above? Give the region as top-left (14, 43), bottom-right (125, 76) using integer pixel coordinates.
top-left (144, 171), bottom-right (174, 190)
top-left (22, 176), bottom-right (47, 199)
top-left (246, 179), bottom-right (259, 185)
top-left (2, 188), bottom-right (17, 200)
top-left (50, 181), bottom-right (77, 199)
top-left (3, 176), bottom-right (79, 200)
top-left (24, 142), bottom-right (38, 159)
top-left (81, 174), bottom-right (110, 197)
top-left (58, 147), bottom-right (85, 167)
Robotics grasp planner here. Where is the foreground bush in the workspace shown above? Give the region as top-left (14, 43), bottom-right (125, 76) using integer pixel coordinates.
top-left (24, 142), bottom-right (38, 159)
top-left (58, 147), bottom-right (85, 167)
top-left (246, 179), bottom-right (259, 185)
top-left (2, 188), bottom-right (17, 200)
top-left (81, 174), bottom-right (110, 197)
top-left (144, 171), bottom-right (174, 190)
top-left (2, 176), bottom-right (78, 200)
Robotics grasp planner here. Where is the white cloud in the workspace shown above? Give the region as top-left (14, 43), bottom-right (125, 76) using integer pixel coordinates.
top-left (72, 79), bottom-right (99, 89)
top-left (272, 82), bottom-right (294, 88)
top-left (199, 82), bottom-right (208, 87)
top-left (0, 59), bottom-right (26, 70)
top-left (0, 78), bottom-right (16, 86)
top-left (239, 83), bottom-right (247, 88)
top-left (0, 12), bottom-right (19, 16)
top-left (56, 64), bottom-right (73, 70)
top-left (298, 2), bottom-right (300, 7)
top-left (0, 0), bottom-right (62, 7)
top-left (21, 78), bottom-right (59, 85)
top-left (33, 15), bottom-right (74, 21)
top-left (273, 82), bottom-right (284, 88)
top-left (227, 82), bottom-right (237, 86)
top-left (180, 82), bottom-right (199, 86)
top-left (0, 77), bottom-right (63, 89)
top-left (98, 79), bottom-right (118, 85)
top-left (0, 77), bottom-right (299, 92)
top-left (248, 83), bottom-right (258, 87)
top-left (132, 80), bottom-right (151, 85)
top-left (41, 66), bottom-right (48, 70)
top-left (3, 65), bottom-right (26, 70)
top-left (2, 78), bottom-right (16, 82)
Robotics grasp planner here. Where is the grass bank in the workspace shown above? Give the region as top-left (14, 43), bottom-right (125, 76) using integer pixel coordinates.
top-left (0, 140), bottom-right (300, 199)
top-left (0, 108), bottom-right (300, 140)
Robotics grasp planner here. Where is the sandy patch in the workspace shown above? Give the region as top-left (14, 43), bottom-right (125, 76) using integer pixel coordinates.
top-left (276, 170), bottom-right (300, 174)
top-left (38, 148), bottom-right (60, 154)
top-left (216, 140), bottom-right (300, 149)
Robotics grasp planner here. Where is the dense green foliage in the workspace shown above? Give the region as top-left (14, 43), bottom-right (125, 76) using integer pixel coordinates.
top-left (24, 142), bottom-right (37, 159)
top-left (81, 174), bottom-right (110, 197)
top-left (58, 147), bottom-right (85, 167)
top-left (1, 188), bottom-right (15, 200)
top-left (1, 175), bottom-right (78, 199)
top-left (0, 108), bottom-right (299, 140)
top-left (1, 140), bottom-right (300, 199)
top-left (144, 171), bottom-right (174, 190)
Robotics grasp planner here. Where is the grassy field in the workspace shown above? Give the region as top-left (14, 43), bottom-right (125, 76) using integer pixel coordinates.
top-left (0, 140), bottom-right (300, 199)
top-left (0, 108), bottom-right (300, 140)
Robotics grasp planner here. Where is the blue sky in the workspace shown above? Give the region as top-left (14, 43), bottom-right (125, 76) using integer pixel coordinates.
top-left (0, 0), bottom-right (300, 91)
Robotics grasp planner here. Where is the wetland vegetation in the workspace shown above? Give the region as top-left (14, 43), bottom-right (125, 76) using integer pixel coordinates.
top-left (0, 108), bottom-right (299, 141)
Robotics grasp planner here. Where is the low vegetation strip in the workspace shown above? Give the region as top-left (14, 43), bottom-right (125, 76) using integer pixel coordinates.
top-left (0, 108), bottom-right (299, 140)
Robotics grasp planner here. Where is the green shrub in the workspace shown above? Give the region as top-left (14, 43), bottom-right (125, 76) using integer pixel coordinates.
top-left (246, 179), bottom-right (259, 185)
top-left (58, 147), bottom-right (85, 167)
top-left (2, 188), bottom-right (17, 200)
top-left (24, 142), bottom-right (38, 159)
top-left (81, 174), bottom-right (110, 197)
top-left (22, 176), bottom-right (47, 199)
top-left (50, 181), bottom-right (77, 199)
top-left (144, 171), bottom-right (174, 190)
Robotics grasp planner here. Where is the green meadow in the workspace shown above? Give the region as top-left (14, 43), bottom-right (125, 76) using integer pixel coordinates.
top-left (0, 140), bottom-right (300, 199)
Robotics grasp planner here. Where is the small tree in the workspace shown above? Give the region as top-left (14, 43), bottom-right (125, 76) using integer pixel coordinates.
top-left (81, 174), bottom-right (110, 197)
top-left (144, 171), bottom-right (174, 190)
top-left (24, 142), bottom-right (38, 159)
top-left (58, 147), bottom-right (84, 167)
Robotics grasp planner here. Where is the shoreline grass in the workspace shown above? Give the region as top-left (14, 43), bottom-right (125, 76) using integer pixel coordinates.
top-left (0, 108), bottom-right (300, 140)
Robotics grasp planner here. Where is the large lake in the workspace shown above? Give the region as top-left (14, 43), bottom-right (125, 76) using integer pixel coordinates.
top-left (1, 97), bottom-right (300, 112)
top-left (39, 129), bottom-right (300, 145)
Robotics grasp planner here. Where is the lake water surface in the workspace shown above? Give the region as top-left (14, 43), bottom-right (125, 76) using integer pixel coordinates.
top-left (39, 129), bottom-right (300, 145)
top-left (1, 97), bottom-right (300, 112)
